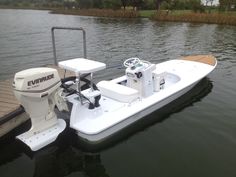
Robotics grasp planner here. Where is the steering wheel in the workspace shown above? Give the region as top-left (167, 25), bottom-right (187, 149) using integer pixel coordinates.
top-left (123, 57), bottom-right (140, 68)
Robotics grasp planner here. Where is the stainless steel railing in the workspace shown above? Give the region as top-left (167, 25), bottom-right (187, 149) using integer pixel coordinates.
top-left (51, 26), bottom-right (87, 65)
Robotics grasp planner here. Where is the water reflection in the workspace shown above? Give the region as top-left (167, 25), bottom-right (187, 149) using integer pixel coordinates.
top-left (33, 147), bottom-right (109, 177)
top-left (0, 133), bottom-right (109, 177)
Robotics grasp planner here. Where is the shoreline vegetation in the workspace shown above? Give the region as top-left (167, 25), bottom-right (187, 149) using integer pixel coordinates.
top-left (1, 6), bottom-right (236, 26)
top-left (50, 9), bottom-right (139, 18)
top-left (51, 8), bottom-right (236, 26)
top-left (152, 11), bottom-right (236, 26)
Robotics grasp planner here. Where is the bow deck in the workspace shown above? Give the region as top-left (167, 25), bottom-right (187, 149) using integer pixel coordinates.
top-left (181, 55), bottom-right (217, 66)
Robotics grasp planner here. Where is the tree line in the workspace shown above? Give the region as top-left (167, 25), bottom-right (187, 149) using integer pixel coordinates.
top-left (0, 0), bottom-right (235, 11)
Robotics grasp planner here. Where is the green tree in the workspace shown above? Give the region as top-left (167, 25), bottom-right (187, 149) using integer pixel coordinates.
top-left (93, 0), bottom-right (103, 8)
top-left (142, 0), bottom-right (155, 9)
top-left (76, 0), bottom-right (93, 8)
top-left (154, 0), bottom-right (164, 10)
top-left (219, 0), bottom-right (236, 11)
top-left (130, 0), bottom-right (144, 10)
top-left (103, 0), bottom-right (121, 9)
top-left (121, 0), bottom-right (128, 10)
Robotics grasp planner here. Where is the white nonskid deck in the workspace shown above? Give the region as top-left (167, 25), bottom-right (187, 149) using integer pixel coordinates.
top-left (71, 83), bottom-right (197, 143)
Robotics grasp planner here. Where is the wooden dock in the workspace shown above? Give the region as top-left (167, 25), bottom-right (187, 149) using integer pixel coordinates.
top-left (0, 79), bottom-right (18, 119)
top-left (0, 65), bottom-right (74, 137)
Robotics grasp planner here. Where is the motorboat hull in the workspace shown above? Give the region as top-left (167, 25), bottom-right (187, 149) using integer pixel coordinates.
top-left (76, 82), bottom-right (197, 143)
top-left (68, 55), bottom-right (217, 144)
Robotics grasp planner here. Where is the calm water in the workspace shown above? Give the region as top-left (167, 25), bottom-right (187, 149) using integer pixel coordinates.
top-left (0, 9), bottom-right (236, 177)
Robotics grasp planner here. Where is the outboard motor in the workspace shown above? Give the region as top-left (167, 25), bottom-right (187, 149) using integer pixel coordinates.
top-left (13, 67), bottom-right (67, 151)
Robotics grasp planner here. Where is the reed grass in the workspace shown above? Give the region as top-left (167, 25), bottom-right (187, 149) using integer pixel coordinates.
top-left (152, 11), bottom-right (236, 26)
top-left (51, 9), bottom-right (139, 18)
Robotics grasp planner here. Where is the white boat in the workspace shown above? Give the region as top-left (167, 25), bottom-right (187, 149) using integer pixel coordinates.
top-left (61, 55), bottom-right (217, 144)
top-left (12, 27), bottom-right (217, 151)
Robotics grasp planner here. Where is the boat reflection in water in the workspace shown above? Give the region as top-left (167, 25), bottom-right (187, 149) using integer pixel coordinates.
top-left (0, 131), bottom-right (110, 177)
top-left (32, 146), bottom-right (109, 177)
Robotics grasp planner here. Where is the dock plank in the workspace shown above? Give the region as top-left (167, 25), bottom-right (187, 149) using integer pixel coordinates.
top-left (0, 107), bottom-right (18, 118)
top-left (0, 83), bottom-right (12, 88)
top-left (0, 111), bottom-right (7, 117)
top-left (0, 103), bottom-right (18, 109)
top-left (0, 87), bottom-right (12, 92)
top-left (0, 94), bottom-right (16, 100)
top-left (0, 97), bottom-right (19, 104)
top-left (0, 89), bottom-right (14, 94)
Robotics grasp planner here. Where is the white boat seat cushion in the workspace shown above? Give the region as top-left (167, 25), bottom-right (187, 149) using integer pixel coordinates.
top-left (97, 81), bottom-right (139, 103)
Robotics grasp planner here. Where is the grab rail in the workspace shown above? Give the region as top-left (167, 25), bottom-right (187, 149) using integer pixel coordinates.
top-left (51, 26), bottom-right (87, 65)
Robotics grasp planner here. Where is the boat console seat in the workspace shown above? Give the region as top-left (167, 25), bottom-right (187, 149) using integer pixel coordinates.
top-left (97, 80), bottom-right (139, 103)
top-left (59, 58), bottom-right (106, 105)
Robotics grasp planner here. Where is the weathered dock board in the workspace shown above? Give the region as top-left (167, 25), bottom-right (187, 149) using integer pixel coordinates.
top-left (0, 65), bottom-right (74, 137)
top-left (0, 79), bottom-right (17, 118)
